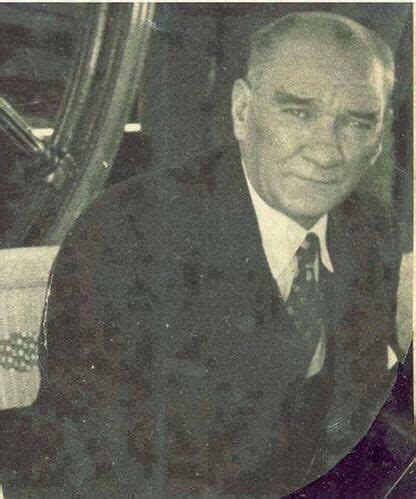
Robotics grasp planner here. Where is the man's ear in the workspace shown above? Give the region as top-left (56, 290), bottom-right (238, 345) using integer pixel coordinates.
top-left (231, 78), bottom-right (252, 141)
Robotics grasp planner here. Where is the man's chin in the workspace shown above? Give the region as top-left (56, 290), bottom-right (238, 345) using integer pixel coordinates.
top-left (280, 199), bottom-right (343, 228)
top-left (265, 186), bottom-right (348, 226)
top-left (293, 189), bottom-right (349, 215)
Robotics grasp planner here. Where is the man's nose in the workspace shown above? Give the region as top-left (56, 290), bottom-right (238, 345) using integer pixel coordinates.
top-left (304, 116), bottom-right (344, 168)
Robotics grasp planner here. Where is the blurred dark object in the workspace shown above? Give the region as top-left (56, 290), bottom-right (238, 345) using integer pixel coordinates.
top-left (0, 4), bottom-right (83, 127)
top-left (290, 351), bottom-right (414, 497)
top-left (0, 128), bottom-right (152, 248)
top-left (0, 3), bottom-right (155, 248)
top-left (392, 13), bottom-right (413, 254)
top-left (387, 460), bottom-right (416, 498)
top-left (105, 131), bottom-right (152, 187)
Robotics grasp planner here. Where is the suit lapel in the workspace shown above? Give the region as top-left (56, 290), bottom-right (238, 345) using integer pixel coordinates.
top-left (199, 145), bottom-right (321, 412)
top-left (204, 144), bottom-right (282, 302)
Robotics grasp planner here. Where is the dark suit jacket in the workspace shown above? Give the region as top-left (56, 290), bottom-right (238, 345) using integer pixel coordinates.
top-left (1, 144), bottom-right (402, 497)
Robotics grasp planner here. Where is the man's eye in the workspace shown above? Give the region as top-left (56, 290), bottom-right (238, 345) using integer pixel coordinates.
top-left (283, 108), bottom-right (309, 119)
top-left (348, 119), bottom-right (375, 131)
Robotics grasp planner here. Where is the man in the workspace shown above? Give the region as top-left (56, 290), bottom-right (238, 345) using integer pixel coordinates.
top-left (1, 12), bottom-right (402, 497)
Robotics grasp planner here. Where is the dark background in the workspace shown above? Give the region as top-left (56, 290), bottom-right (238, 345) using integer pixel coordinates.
top-left (0, 3), bottom-right (412, 251)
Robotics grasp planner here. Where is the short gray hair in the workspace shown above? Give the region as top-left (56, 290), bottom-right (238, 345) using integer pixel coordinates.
top-left (247, 12), bottom-right (395, 99)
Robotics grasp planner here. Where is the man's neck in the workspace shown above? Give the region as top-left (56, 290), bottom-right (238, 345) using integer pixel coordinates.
top-left (282, 211), bottom-right (321, 230)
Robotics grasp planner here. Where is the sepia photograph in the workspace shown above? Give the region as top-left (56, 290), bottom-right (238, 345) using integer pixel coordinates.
top-left (0, 3), bottom-right (413, 497)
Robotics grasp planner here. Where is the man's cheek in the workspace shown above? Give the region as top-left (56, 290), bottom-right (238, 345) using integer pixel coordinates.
top-left (346, 137), bottom-right (381, 163)
top-left (340, 162), bottom-right (368, 193)
top-left (252, 122), bottom-right (269, 147)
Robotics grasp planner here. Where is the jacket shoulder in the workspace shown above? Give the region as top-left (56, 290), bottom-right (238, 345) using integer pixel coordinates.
top-left (61, 171), bottom-right (163, 252)
top-left (168, 144), bottom-right (239, 192)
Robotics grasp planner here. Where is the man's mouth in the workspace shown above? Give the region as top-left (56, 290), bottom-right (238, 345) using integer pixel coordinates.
top-left (292, 173), bottom-right (340, 185)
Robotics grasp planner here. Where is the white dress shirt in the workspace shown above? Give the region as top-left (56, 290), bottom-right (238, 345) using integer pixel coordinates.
top-left (243, 169), bottom-right (398, 375)
top-left (244, 171), bottom-right (334, 377)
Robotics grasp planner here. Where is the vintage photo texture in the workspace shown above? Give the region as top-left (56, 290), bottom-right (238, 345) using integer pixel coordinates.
top-left (0, 3), bottom-right (413, 497)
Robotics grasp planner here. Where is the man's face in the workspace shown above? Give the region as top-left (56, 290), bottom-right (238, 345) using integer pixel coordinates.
top-left (232, 34), bottom-right (387, 228)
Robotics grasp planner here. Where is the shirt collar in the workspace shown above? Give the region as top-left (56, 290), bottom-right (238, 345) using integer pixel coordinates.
top-left (243, 167), bottom-right (334, 277)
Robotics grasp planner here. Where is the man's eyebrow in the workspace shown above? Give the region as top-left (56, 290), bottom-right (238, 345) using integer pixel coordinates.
top-left (348, 110), bottom-right (381, 121)
top-left (272, 90), bottom-right (315, 105)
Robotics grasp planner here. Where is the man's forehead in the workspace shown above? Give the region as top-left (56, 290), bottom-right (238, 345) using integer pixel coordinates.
top-left (264, 23), bottom-right (374, 60)
top-left (264, 31), bottom-right (377, 77)
top-left (260, 34), bottom-right (386, 108)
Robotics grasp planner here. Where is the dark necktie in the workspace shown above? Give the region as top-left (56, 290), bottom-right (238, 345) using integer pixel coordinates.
top-left (276, 232), bottom-right (329, 483)
top-left (286, 232), bottom-right (325, 371)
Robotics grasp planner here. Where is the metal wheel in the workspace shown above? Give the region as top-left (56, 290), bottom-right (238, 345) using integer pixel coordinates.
top-left (0, 3), bottom-right (155, 247)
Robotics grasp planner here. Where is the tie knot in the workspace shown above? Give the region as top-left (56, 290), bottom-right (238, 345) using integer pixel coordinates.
top-left (296, 232), bottom-right (320, 269)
